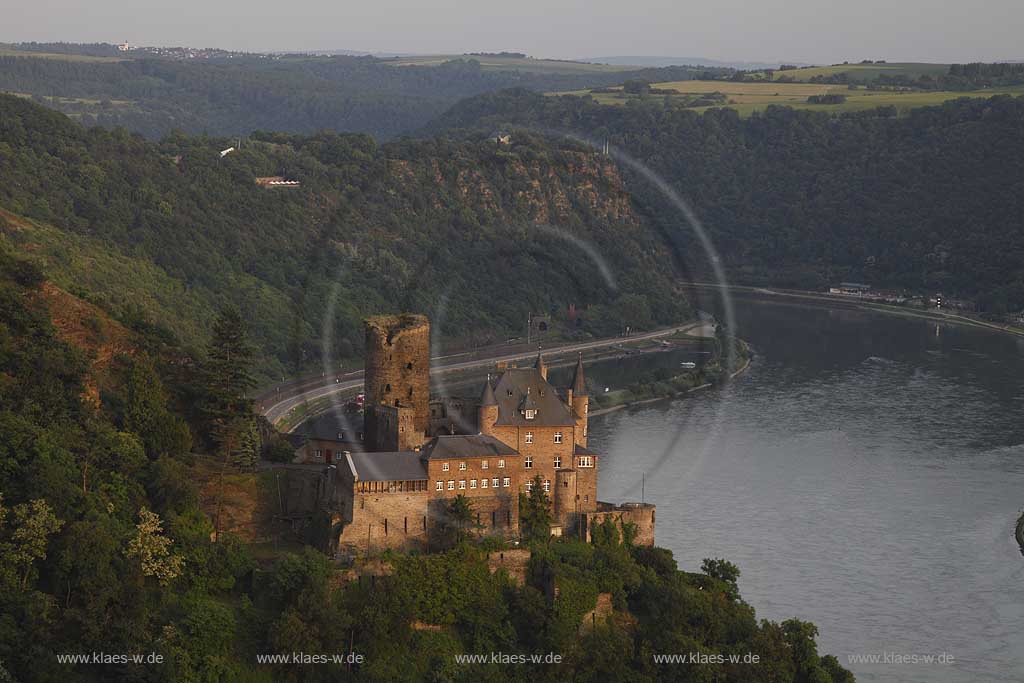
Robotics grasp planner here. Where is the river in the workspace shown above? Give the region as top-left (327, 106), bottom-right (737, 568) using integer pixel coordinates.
top-left (586, 296), bottom-right (1024, 682)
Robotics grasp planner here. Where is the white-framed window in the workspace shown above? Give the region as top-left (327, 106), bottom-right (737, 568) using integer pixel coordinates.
top-left (524, 456), bottom-right (533, 469)
top-left (542, 480), bottom-right (550, 493)
top-left (313, 449), bottom-right (323, 459)
top-left (525, 432), bottom-right (533, 444)
top-left (525, 409), bottom-right (536, 420)
top-left (498, 459), bottom-right (505, 469)
top-left (448, 480), bottom-right (455, 490)
top-left (481, 478), bottom-right (489, 489)
top-left (578, 456), bottom-right (594, 468)
top-left (502, 477), bottom-right (510, 488)
top-left (553, 456), bottom-right (561, 468)
top-left (492, 477), bottom-right (500, 488)
top-left (442, 462), bottom-right (450, 472)
top-left (553, 431), bottom-right (562, 444)
top-left (584, 494), bottom-right (589, 502)
top-left (525, 480), bottom-right (533, 492)
top-left (436, 481), bottom-right (444, 491)
top-left (482, 460), bottom-right (488, 470)
top-left (459, 480), bottom-right (466, 490)
top-left (459, 462), bottom-right (467, 471)
top-left (470, 479), bottom-right (477, 489)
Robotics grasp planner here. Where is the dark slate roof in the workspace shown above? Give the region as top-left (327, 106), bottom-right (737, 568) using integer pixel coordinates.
top-left (574, 443), bottom-right (599, 456)
top-left (420, 434), bottom-right (518, 460)
top-left (479, 377), bottom-right (498, 407)
top-left (571, 353), bottom-right (587, 396)
top-left (346, 451), bottom-right (427, 482)
top-left (492, 367), bottom-right (574, 427)
top-left (295, 411), bottom-right (363, 443)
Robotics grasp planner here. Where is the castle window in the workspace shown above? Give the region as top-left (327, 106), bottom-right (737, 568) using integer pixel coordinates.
top-left (553, 431), bottom-right (562, 444)
top-left (554, 456), bottom-right (561, 468)
top-left (482, 460), bottom-right (488, 470)
top-left (404, 517), bottom-right (408, 533)
top-left (498, 460), bottom-right (505, 469)
top-left (459, 462), bottom-right (467, 471)
top-left (385, 384), bottom-right (391, 393)
top-left (448, 480), bottom-right (455, 490)
top-left (543, 480), bottom-right (550, 493)
top-left (481, 478), bottom-right (488, 489)
top-left (584, 495), bottom-right (589, 502)
top-left (313, 449), bottom-right (322, 459)
top-left (525, 409), bottom-right (536, 420)
top-left (384, 519), bottom-right (388, 535)
top-left (525, 480), bottom-right (533, 492)
top-left (408, 387), bottom-right (414, 398)
top-left (578, 456), bottom-right (594, 468)
top-left (492, 477), bottom-right (500, 488)
top-left (524, 456), bottom-right (533, 469)
top-left (338, 431), bottom-right (346, 440)
top-left (407, 362), bottom-right (413, 370)
top-left (524, 432), bottom-right (533, 444)
top-left (436, 481), bottom-right (444, 491)
top-left (470, 479), bottom-right (477, 489)
top-left (442, 462), bottom-right (450, 471)
top-left (502, 477), bottom-right (510, 488)
top-left (459, 480), bottom-right (466, 490)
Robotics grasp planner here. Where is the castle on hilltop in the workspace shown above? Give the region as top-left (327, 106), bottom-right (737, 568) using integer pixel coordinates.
top-left (295, 313), bottom-right (654, 554)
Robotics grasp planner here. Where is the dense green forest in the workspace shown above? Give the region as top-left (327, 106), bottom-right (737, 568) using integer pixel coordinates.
top-left (0, 94), bottom-right (690, 381)
top-left (0, 50), bottom-right (710, 139)
top-left (431, 90), bottom-right (1024, 312)
top-left (0, 249), bottom-right (852, 681)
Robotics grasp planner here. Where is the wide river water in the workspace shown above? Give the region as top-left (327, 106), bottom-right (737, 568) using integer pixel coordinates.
top-left (584, 296), bottom-right (1024, 682)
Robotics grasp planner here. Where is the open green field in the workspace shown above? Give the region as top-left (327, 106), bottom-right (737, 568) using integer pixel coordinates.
top-left (760, 62), bottom-right (950, 82)
top-left (383, 54), bottom-right (639, 74)
top-left (553, 79), bottom-right (1024, 116)
top-left (0, 48), bottom-right (126, 63)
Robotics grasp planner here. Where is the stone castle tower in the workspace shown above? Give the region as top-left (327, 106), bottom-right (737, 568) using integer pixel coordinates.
top-left (364, 314), bottom-right (430, 451)
top-left (567, 353), bottom-right (589, 447)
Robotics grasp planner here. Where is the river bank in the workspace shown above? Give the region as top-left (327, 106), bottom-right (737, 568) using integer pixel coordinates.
top-left (590, 340), bottom-right (752, 417)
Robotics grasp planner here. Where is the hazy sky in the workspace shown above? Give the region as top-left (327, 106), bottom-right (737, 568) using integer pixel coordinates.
top-left (2, 0), bottom-right (1021, 64)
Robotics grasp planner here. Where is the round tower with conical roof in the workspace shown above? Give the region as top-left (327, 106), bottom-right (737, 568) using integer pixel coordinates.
top-left (478, 375), bottom-right (498, 437)
top-left (569, 353), bottom-right (589, 447)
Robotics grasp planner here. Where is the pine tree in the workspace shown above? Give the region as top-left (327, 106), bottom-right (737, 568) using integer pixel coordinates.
top-left (201, 307), bottom-right (256, 434)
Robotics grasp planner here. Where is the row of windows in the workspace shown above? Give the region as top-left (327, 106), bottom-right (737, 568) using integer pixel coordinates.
top-left (442, 459), bottom-right (505, 472)
top-left (525, 479), bottom-right (551, 493)
top-left (437, 478), bottom-right (511, 491)
top-left (524, 456), bottom-right (566, 469)
top-left (357, 480), bottom-right (428, 493)
top-left (523, 431), bottom-right (562, 444)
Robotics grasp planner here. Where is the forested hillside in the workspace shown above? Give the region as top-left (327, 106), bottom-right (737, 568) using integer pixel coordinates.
top-left (431, 90), bottom-right (1024, 311)
top-left (0, 94), bottom-right (689, 380)
top-left (0, 52), bottom-right (709, 139)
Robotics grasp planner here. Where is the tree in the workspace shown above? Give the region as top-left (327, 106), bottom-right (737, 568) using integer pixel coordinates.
top-left (201, 307), bottom-right (256, 433)
top-left (437, 495), bottom-right (476, 549)
top-left (1, 497), bottom-right (64, 590)
top-left (702, 557), bottom-right (741, 601)
top-left (518, 475), bottom-right (553, 543)
top-left (124, 508), bottom-right (184, 586)
top-left (123, 355), bottom-right (191, 459)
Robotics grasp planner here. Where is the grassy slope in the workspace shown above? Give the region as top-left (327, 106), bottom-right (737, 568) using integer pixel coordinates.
top-left (383, 54), bottom-right (638, 74)
top-left (762, 62), bottom-right (951, 82)
top-left (554, 78), bottom-right (1024, 116)
top-left (0, 48), bottom-right (126, 62)
top-left (0, 207), bottom-right (292, 355)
